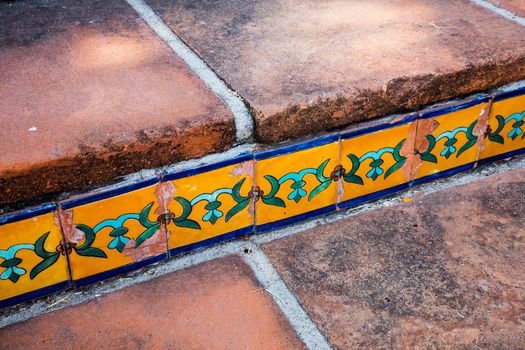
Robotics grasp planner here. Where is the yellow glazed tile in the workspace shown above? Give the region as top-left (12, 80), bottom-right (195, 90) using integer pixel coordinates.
top-left (415, 101), bottom-right (488, 179)
top-left (60, 182), bottom-right (167, 283)
top-left (339, 121), bottom-right (412, 206)
top-left (0, 207), bottom-right (70, 306)
top-left (255, 138), bottom-right (339, 229)
top-left (481, 92), bottom-right (525, 160)
top-left (165, 158), bottom-right (254, 254)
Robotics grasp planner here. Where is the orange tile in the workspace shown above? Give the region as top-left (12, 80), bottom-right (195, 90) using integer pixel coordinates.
top-left (255, 136), bottom-right (339, 230)
top-left (480, 91), bottom-right (525, 161)
top-left (0, 205), bottom-right (70, 307)
top-left (59, 179), bottom-right (167, 285)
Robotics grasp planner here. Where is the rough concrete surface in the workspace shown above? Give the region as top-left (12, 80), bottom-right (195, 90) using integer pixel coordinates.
top-left (0, 0), bottom-right (235, 208)
top-left (264, 168), bottom-right (525, 349)
top-left (148, 0), bottom-right (525, 143)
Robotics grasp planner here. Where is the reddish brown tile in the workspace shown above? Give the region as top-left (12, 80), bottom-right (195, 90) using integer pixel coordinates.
top-left (0, 0), bottom-right (235, 208)
top-left (148, 0), bottom-right (525, 143)
top-left (263, 168), bottom-right (525, 349)
top-left (490, 0), bottom-right (525, 17)
top-left (0, 255), bottom-right (305, 350)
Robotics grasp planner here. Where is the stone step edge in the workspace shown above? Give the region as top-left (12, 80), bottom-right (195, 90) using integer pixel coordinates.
top-left (0, 80), bottom-right (524, 309)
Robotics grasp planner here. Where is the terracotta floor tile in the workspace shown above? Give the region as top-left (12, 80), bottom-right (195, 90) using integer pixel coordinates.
top-left (0, 0), bottom-right (234, 207)
top-left (0, 255), bottom-right (305, 350)
top-left (148, 0), bottom-right (525, 143)
top-left (263, 168), bottom-right (525, 349)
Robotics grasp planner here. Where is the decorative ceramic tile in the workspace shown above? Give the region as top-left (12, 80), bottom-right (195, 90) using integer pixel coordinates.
top-left (480, 89), bottom-right (525, 161)
top-left (339, 117), bottom-right (415, 208)
top-left (163, 155), bottom-right (255, 255)
top-left (255, 135), bottom-right (339, 231)
top-left (60, 179), bottom-right (167, 286)
top-left (0, 205), bottom-right (70, 308)
top-left (414, 98), bottom-right (490, 180)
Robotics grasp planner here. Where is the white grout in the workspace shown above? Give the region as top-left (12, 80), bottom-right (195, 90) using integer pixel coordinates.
top-left (125, 0), bottom-right (254, 142)
top-left (241, 243), bottom-right (333, 350)
top-left (469, 0), bottom-right (525, 26)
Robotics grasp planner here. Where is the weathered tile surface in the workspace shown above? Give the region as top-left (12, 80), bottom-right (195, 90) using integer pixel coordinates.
top-left (0, 255), bottom-right (305, 350)
top-left (60, 182), bottom-right (167, 284)
top-left (255, 137), bottom-right (339, 230)
top-left (339, 119), bottom-right (413, 207)
top-left (481, 92), bottom-right (525, 161)
top-left (489, 0), bottom-right (525, 17)
top-left (164, 158), bottom-right (255, 255)
top-left (0, 208), bottom-right (70, 307)
top-left (0, 0), bottom-right (235, 208)
top-left (148, 0), bottom-right (525, 143)
top-left (264, 169), bottom-right (525, 349)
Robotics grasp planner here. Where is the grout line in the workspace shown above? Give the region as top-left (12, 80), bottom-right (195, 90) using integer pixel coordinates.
top-left (1, 153), bottom-right (524, 328)
top-left (125, 0), bottom-right (254, 142)
top-left (241, 243), bottom-right (332, 350)
top-left (469, 0), bottom-right (525, 26)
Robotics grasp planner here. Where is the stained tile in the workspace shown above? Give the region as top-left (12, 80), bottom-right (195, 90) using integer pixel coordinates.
top-left (0, 205), bottom-right (70, 308)
top-left (414, 99), bottom-right (490, 180)
top-left (59, 179), bottom-right (167, 286)
top-left (339, 118), bottom-right (414, 208)
top-left (480, 89), bottom-right (525, 162)
top-left (255, 136), bottom-right (339, 230)
top-left (163, 156), bottom-right (255, 255)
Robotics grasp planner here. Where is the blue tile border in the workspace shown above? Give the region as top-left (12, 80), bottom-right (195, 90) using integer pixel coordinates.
top-left (338, 183), bottom-right (411, 210)
top-left (419, 95), bottom-right (491, 120)
top-left (0, 280), bottom-right (71, 309)
top-left (478, 147), bottom-right (525, 166)
top-left (168, 225), bottom-right (253, 257)
top-left (340, 113), bottom-right (417, 140)
top-left (255, 133), bottom-right (339, 161)
top-left (0, 202), bottom-right (56, 225)
top-left (255, 204), bottom-right (337, 233)
top-left (494, 85), bottom-right (525, 102)
top-left (73, 253), bottom-right (167, 287)
top-left (61, 177), bottom-right (160, 210)
top-left (163, 152), bottom-right (253, 181)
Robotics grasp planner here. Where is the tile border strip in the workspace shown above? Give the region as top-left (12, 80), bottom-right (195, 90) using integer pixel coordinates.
top-left (1, 83), bottom-right (525, 308)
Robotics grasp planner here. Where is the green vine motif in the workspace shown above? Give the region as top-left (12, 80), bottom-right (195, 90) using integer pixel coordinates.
top-left (166, 179), bottom-right (254, 229)
top-left (308, 159), bottom-right (333, 200)
top-left (225, 178), bottom-right (252, 222)
top-left (343, 154), bottom-right (364, 185)
top-left (74, 225), bottom-right (108, 258)
top-left (417, 135), bottom-right (438, 164)
top-left (455, 120), bottom-right (478, 158)
top-left (343, 139), bottom-right (407, 185)
top-left (486, 115), bottom-right (506, 144)
top-left (169, 197), bottom-right (201, 229)
top-left (260, 159), bottom-right (339, 207)
top-left (134, 203), bottom-right (161, 248)
top-left (384, 139), bottom-right (407, 179)
top-left (261, 175), bottom-right (286, 207)
top-left (30, 232), bottom-right (61, 279)
top-left (486, 112), bottom-right (525, 143)
top-left (1, 232), bottom-right (69, 283)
